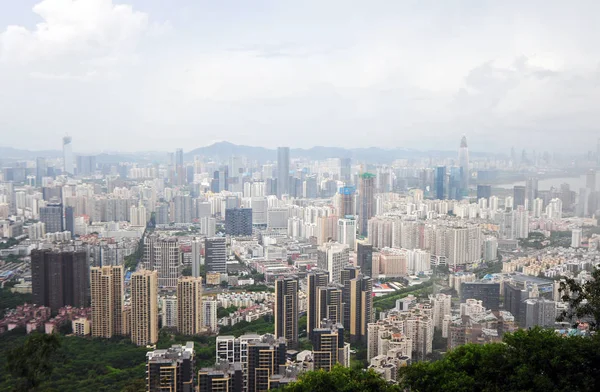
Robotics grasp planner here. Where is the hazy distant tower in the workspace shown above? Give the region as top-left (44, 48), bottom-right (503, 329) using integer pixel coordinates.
top-left (458, 136), bottom-right (469, 198)
top-left (277, 147), bottom-right (290, 198)
top-left (63, 136), bottom-right (74, 175)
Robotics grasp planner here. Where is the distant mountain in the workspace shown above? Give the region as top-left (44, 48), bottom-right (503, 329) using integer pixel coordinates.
top-left (185, 141), bottom-right (494, 163)
top-left (0, 147), bottom-right (62, 161)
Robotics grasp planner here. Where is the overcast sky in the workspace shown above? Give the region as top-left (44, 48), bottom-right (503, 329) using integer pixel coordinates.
top-left (0, 0), bottom-right (599, 154)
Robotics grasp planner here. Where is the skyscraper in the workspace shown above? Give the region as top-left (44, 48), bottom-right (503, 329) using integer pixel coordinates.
top-left (356, 241), bottom-right (373, 278)
top-left (36, 157), bottom-right (47, 185)
top-left (586, 169), bottom-right (597, 192)
top-left (175, 148), bottom-right (185, 186)
top-left (435, 166), bottom-right (446, 200)
top-left (513, 185), bottom-right (526, 208)
top-left (76, 155), bottom-right (96, 176)
top-left (337, 186), bottom-right (356, 218)
top-left (340, 157), bottom-right (352, 185)
top-left (90, 265), bottom-right (124, 338)
top-left (177, 276), bottom-right (203, 336)
top-left (146, 342), bottom-right (195, 392)
top-left (143, 235), bottom-right (180, 288)
top-left (312, 321), bottom-right (347, 371)
top-left (131, 270), bottom-right (158, 346)
top-left (277, 147), bottom-right (290, 198)
top-left (317, 242), bottom-right (350, 284)
top-left (458, 136), bottom-right (469, 198)
top-left (337, 218), bottom-right (356, 250)
top-left (316, 285), bottom-right (344, 327)
top-left (65, 206), bottom-right (74, 238)
top-left (349, 274), bottom-right (373, 344)
top-left (205, 237), bottom-right (227, 274)
top-left (247, 337), bottom-right (287, 392)
top-left (275, 277), bottom-right (298, 348)
top-left (225, 208), bottom-right (253, 236)
top-left (358, 173), bottom-right (375, 236)
top-left (477, 185), bottom-right (492, 201)
top-left (307, 269), bottom-right (329, 339)
top-left (340, 265), bottom-right (360, 330)
top-left (62, 136), bottom-right (74, 175)
top-left (40, 203), bottom-right (64, 234)
top-left (31, 248), bottom-right (89, 311)
top-left (526, 177), bottom-right (538, 210)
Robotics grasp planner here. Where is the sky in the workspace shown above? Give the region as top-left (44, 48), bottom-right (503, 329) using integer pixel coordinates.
top-left (0, 0), bottom-right (599, 154)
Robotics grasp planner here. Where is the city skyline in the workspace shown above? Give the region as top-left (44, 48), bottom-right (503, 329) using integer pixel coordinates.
top-left (1, 1), bottom-right (600, 153)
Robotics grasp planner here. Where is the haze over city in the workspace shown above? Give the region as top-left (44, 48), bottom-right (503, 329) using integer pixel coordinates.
top-left (3, 2), bottom-right (600, 392)
top-left (1, 0), bottom-right (600, 153)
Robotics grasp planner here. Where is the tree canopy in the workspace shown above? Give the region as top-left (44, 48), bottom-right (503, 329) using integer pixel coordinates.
top-left (282, 365), bottom-right (401, 392)
top-left (558, 266), bottom-right (600, 330)
top-left (399, 328), bottom-right (600, 392)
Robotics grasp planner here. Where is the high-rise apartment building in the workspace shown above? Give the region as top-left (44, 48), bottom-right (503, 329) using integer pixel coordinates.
top-left (341, 265), bottom-right (360, 330)
top-left (202, 300), bottom-right (218, 332)
top-left (307, 269), bottom-right (329, 340)
top-left (146, 342), bottom-right (195, 392)
top-left (247, 337), bottom-right (287, 392)
top-left (161, 295), bottom-right (178, 328)
top-left (275, 277), bottom-right (298, 348)
top-left (144, 234), bottom-right (180, 288)
top-left (349, 274), bottom-right (373, 344)
top-left (312, 321), bottom-right (347, 371)
top-left (317, 242), bottom-right (350, 284)
top-left (177, 276), bottom-right (203, 336)
top-left (173, 195), bottom-right (193, 223)
top-left (131, 270), bottom-right (158, 346)
top-left (316, 284), bottom-right (344, 328)
top-left (358, 173), bottom-right (375, 236)
top-left (62, 135), bottom-right (74, 175)
top-left (191, 238), bottom-right (202, 278)
top-left (31, 248), bottom-right (89, 311)
top-left (526, 177), bottom-right (538, 210)
top-left (337, 186), bottom-right (356, 217)
top-left (90, 265), bottom-right (124, 338)
top-left (225, 208), bottom-right (253, 236)
top-left (40, 203), bottom-right (64, 234)
top-left (277, 147), bottom-right (290, 198)
top-left (205, 237), bottom-right (227, 274)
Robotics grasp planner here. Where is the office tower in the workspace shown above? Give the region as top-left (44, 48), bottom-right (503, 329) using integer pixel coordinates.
top-left (31, 248), bottom-right (89, 311)
top-left (144, 235), bottom-right (180, 288)
top-left (131, 270), bottom-right (158, 346)
top-left (340, 157), bottom-right (352, 184)
top-left (356, 241), bottom-right (373, 278)
top-left (349, 274), bottom-right (373, 344)
top-left (526, 177), bottom-right (538, 210)
top-left (247, 337), bottom-right (287, 392)
top-left (202, 300), bottom-right (218, 332)
top-left (146, 342), bottom-right (195, 392)
top-left (90, 265), bottom-right (124, 338)
top-left (173, 195), bottom-right (193, 223)
top-left (317, 242), bottom-right (350, 284)
top-left (337, 218), bottom-right (356, 250)
top-left (587, 169), bottom-right (597, 192)
top-left (65, 206), bottom-right (74, 238)
top-left (458, 136), bottom-right (469, 198)
top-left (312, 321), bottom-right (346, 371)
top-left (476, 184), bottom-right (491, 201)
top-left (337, 186), bottom-right (356, 218)
top-left (358, 173), bottom-right (375, 236)
top-left (161, 296), bottom-right (178, 328)
top-left (460, 282), bottom-right (500, 311)
top-left (572, 228), bottom-right (583, 248)
top-left (62, 135), bottom-right (74, 175)
top-left (205, 237), bottom-right (227, 274)
top-left (435, 166), bottom-right (446, 200)
top-left (191, 238), bottom-right (202, 278)
top-left (275, 277), bottom-right (298, 348)
top-left (40, 203), bottom-right (64, 234)
top-left (307, 270), bottom-right (329, 339)
top-left (513, 185), bottom-right (526, 208)
top-left (277, 147), bottom-right (290, 198)
top-left (76, 155), bottom-right (96, 176)
top-left (36, 157), bottom-right (47, 185)
top-left (225, 208), bottom-right (253, 236)
top-left (341, 265), bottom-right (360, 330)
top-left (177, 277), bottom-right (203, 336)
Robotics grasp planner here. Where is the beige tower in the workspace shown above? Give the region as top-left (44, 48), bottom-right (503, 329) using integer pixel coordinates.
top-left (90, 265), bottom-right (124, 338)
top-left (177, 276), bottom-right (203, 335)
top-left (131, 270), bottom-right (158, 346)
